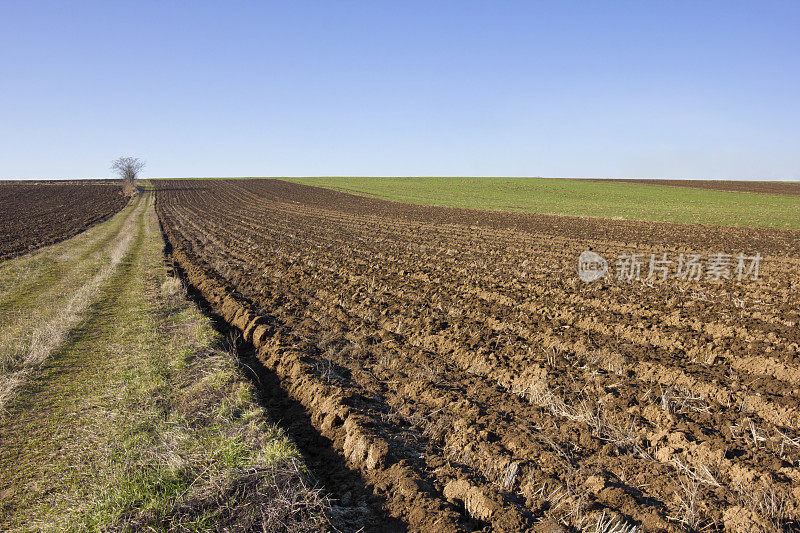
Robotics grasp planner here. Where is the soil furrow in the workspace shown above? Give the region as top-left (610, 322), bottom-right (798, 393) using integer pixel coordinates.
top-left (154, 179), bottom-right (800, 532)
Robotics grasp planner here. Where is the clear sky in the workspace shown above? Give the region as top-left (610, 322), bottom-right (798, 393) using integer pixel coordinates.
top-left (1, 1), bottom-right (798, 180)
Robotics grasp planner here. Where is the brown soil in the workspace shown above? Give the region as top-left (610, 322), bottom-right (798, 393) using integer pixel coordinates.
top-left (579, 178), bottom-right (800, 196)
top-left (0, 180), bottom-right (128, 260)
top-left (155, 178), bottom-right (800, 532)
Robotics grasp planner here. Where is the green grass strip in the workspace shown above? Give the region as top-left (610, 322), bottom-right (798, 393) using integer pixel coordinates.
top-left (0, 193), bottom-right (327, 531)
top-left (285, 177), bottom-right (800, 229)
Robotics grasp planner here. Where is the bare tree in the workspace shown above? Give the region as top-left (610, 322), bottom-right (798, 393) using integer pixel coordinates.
top-left (111, 156), bottom-right (145, 187)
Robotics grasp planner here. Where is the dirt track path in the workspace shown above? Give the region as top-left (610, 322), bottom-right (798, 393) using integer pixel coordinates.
top-left (0, 192), bottom-right (344, 531)
top-left (0, 195), bottom-right (143, 413)
top-left (0, 195), bottom-right (147, 526)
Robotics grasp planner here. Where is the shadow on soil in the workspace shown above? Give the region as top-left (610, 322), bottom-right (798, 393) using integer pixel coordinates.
top-left (163, 240), bottom-right (406, 532)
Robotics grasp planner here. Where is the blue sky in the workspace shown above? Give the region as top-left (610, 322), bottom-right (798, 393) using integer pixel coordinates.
top-left (1, 1), bottom-right (798, 180)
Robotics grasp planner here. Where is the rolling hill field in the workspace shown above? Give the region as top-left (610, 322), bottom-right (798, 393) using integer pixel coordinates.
top-left (285, 177), bottom-right (800, 229)
top-left (2, 177), bottom-right (799, 532)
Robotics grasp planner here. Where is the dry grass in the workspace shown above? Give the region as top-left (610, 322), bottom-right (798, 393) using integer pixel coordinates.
top-left (594, 510), bottom-right (640, 533)
top-left (119, 459), bottom-right (328, 532)
top-left (0, 195), bottom-right (329, 531)
top-left (660, 386), bottom-right (711, 415)
top-left (733, 480), bottom-right (795, 533)
top-left (529, 478), bottom-right (645, 533)
top-left (519, 376), bottom-right (649, 459)
top-left (671, 458), bottom-right (720, 488)
top-left (0, 197), bottom-right (142, 416)
top-left (107, 326), bottom-right (330, 531)
top-left (670, 476), bottom-right (701, 530)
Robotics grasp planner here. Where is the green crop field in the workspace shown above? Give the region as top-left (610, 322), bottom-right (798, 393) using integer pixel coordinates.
top-left (285, 177), bottom-right (800, 229)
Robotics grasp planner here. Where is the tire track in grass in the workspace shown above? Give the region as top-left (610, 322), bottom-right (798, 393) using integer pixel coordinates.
top-left (0, 196), bottom-right (145, 413)
top-left (0, 197), bottom-right (139, 358)
top-left (0, 197), bottom-right (137, 314)
top-left (0, 194), bottom-right (329, 531)
top-left (0, 197), bottom-right (146, 526)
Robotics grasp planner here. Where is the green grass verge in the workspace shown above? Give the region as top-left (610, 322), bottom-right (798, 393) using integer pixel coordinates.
top-left (284, 177), bottom-right (800, 229)
top-left (0, 193), bottom-right (327, 531)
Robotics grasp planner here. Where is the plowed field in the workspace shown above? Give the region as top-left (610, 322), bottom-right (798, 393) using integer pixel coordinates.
top-left (155, 178), bottom-right (800, 532)
top-left (0, 180), bottom-right (128, 260)
top-left (580, 179), bottom-right (800, 197)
